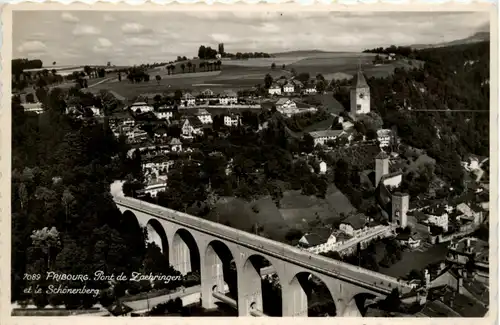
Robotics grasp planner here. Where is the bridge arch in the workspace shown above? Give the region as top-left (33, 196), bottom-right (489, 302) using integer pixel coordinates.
top-left (171, 228), bottom-right (200, 276)
top-left (146, 219), bottom-right (169, 257)
top-left (202, 240), bottom-right (238, 309)
top-left (344, 292), bottom-right (378, 317)
top-left (241, 254), bottom-right (282, 316)
top-left (288, 272), bottom-right (337, 317)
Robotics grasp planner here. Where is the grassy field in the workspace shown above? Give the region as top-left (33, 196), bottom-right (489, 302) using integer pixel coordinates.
top-left (205, 184), bottom-right (355, 242)
top-left (90, 52), bottom-right (424, 101)
top-left (374, 242), bottom-right (449, 278)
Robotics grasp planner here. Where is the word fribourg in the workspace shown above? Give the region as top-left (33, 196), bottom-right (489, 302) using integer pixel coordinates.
top-left (24, 271), bottom-right (182, 283)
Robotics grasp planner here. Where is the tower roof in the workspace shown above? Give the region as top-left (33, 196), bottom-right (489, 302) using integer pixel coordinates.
top-left (351, 70), bottom-right (369, 89)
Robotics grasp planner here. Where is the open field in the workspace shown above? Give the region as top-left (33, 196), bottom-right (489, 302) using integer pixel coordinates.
top-left (206, 184), bottom-right (355, 242)
top-left (375, 242), bottom-right (449, 278)
top-left (89, 52), bottom-right (425, 100)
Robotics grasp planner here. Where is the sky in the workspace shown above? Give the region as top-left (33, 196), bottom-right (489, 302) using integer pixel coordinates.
top-left (13, 11), bottom-right (490, 66)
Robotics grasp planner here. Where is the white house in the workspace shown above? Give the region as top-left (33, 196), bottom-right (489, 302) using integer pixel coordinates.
top-left (268, 84), bottom-right (282, 96)
top-left (309, 130), bottom-right (344, 146)
top-left (182, 93), bottom-right (196, 107)
top-left (89, 106), bottom-right (102, 117)
top-left (194, 108), bottom-right (213, 124)
top-left (129, 102), bottom-right (154, 114)
top-left (126, 127), bottom-right (148, 143)
top-left (181, 117), bottom-right (204, 138)
top-left (219, 90), bottom-right (238, 105)
top-left (303, 84), bottom-right (317, 95)
top-left (201, 89), bottom-right (215, 98)
top-left (339, 213), bottom-right (368, 237)
top-left (22, 102), bottom-right (44, 114)
top-left (169, 138), bottom-right (182, 152)
top-left (224, 114), bottom-right (240, 127)
top-left (426, 211), bottom-right (449, 233)
top-left (319, 161), bottom-right (327, 174)
top-left (137, 180), bottom-right (167, 198)
top-left (456, 203), bottom-right (484, 225)
top-left (397, 233), bottom-right (421, 249)
top-left (377, 129), bottom-right (392, 148)
top-left (283, 82), bottom-right (295, 94)
top-left (155, 106), bottom-right (174, 120)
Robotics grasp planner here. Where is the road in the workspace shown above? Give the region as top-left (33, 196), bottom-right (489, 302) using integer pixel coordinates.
top-left (121, 285), bottom-right (201, 311)
top-left (332, 226), bottom-right (393, 253)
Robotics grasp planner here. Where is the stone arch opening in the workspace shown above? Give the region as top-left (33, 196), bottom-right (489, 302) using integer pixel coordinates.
top-left (120, 210), bottom-right (147, 257)
top-left (203, 240), bottom-right (238, 309)
top-left (289, 272), bottom-right (337, 317)
top-left (172, 228), bottom-right (200, 276)
top-left (242, 255), bottom-right (282, 316)
top-left (345, 292), bottom-right (378, 317)
top-left (146, 219), bottom-right (168, 258)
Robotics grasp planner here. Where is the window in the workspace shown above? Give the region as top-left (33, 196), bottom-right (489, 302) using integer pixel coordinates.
top-left (357, 104), bottom-right (361, 110)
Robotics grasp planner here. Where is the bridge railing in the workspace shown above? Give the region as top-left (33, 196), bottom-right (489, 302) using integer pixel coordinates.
top-left (115, 196), bottom-right (414, 293)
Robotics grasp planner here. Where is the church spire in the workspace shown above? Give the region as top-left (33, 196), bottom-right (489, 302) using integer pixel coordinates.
top-left (352, 60), bottom-right (368, 89)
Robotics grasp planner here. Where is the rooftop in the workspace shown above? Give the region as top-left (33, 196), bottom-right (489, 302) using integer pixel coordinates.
top-left (309, 130), bottom-right (344, 139)
top-left (351, 70), bottom-right (369, 89)
top-left (341, 213), bottom-right (367, 230)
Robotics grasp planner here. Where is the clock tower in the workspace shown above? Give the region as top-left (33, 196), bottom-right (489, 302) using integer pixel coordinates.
top-left (350, 68), bottom-right (370, 116)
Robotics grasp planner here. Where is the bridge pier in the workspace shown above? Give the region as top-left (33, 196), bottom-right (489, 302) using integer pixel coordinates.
top-left (171, 237), bottom-right (192, 275)
top-left (238, 262), bottom-right (263, 316)
top-left (201, 246), bottom-right (226, 309)
top-left (281, 281), bottom-right (308, 317)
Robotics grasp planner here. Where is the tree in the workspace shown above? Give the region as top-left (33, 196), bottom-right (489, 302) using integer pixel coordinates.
top-left (264, 74), bottom-right (273, 89)
top-left (30, 227), bottom-right (61, 269)
top-left (218, 43), bottom-right (225, 56)
top-left (155, 75), bottom-right (161, 85)
top-left (180, 63), bottom-right (186, 73)
top-left (187, 61), bottom-right (193, 73)
top-left (18, 183), bottom-right (28, 210)
top-left (25, 93), bottom-right (35, 103)
top-left (61, 189), bottom-right (75, 226)
top-left (271, 62), bottom-right (276, 70)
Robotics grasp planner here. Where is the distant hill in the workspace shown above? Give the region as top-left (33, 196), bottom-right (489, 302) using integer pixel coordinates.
top-left (410, 32), bottom-right (490, 50)
top-left (272, 50), bottom-right (349, 57)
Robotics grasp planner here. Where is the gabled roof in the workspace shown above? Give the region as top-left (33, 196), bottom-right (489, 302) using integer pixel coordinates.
top-left (351, 70), bottom-right (369, 89)
top-left (183, 93), bottom-right (195, 99)
top-left (223, 90), bottom-right (238, 97)
top-left (309, 130), bottom-right (343, 139)
top-left (169, 138), bottom-right (182, 145)
top-left (186, 116), bottom-right (203, 128)
top-left (284, 82), bottom-right (295, 88)
top-left (276, 98), bottom-right (293, 105)
top-left (341, 213), bottom-right (367, 230)
top-left (375, 151), bottom-right (390, 160)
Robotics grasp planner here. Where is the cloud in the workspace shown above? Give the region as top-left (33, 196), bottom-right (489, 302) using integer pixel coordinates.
top-left (121, 23), bottom-right (152, 35)
top-left (97, 38), bottom-right (113, 47)
top-left (61, 12), bottom-right (79, 23)
top-left (17, 40), bottom-right (47, 54)
top-left (103, 14), bottom-right (115, 22)
top-left (211, 33), bottom-right (232, 43)
top-left (253, 23), bottom-right (281, 33)
top-left (73, 25), bottom-right (101, 36)
top-left (123, 37), bottom-right (160, 47)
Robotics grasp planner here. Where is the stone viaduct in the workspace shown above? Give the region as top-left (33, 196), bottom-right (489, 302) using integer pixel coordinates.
top-left (112, 184), bottom-right (418, 317)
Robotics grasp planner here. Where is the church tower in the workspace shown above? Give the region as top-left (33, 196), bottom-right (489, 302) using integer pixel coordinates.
top-left (375, 151), bottom-right (389, 187)
top-left (350, 66), bottom-right (370, 116)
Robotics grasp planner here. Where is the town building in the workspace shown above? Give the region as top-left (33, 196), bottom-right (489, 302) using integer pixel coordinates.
top-left (224, 113), bottom-right (240, 127)
top-left (169, 138), bottom-right (182, 152)
top-left (283, 82), bottom-right (295, 94)
top-left (339, 213), bottom-right (369, 237)
top-left (181, 117), bottom-right (204, 138)
top-left (309, 130), bottom-right (344, 146)
top-left (22, 102), bottom-right (44, 114)
top-left (424, 205), bottom-right (449, 233)
top-left (136, 179), bottom-right (167, 198)
top-left (456, 202), bottom-right (485, 225)
top-left (396, 232), bottom-right (421, 249)
top-left (219, 90), bottom-right (238, 105)
top-left (303, 84), bottom-right (317, 95)
top-left (126, 127), bottom-right (148, 144)
top-left (376, 129), bottom-right (392, 148)
top-left (129, 102), bottom-right (154, 114)
top-left (154, 106), bottom-right (174, 120)
top-left (350, 69), bottom-right (371, 115)
top-left (194, 108), bottom-right (213, 124)
top-left (182, 93), bottom-right (196, 107)
top-left (392, 192), bottom-right (409, 228)
top-left (268, 84), bottom-right (282, 96)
